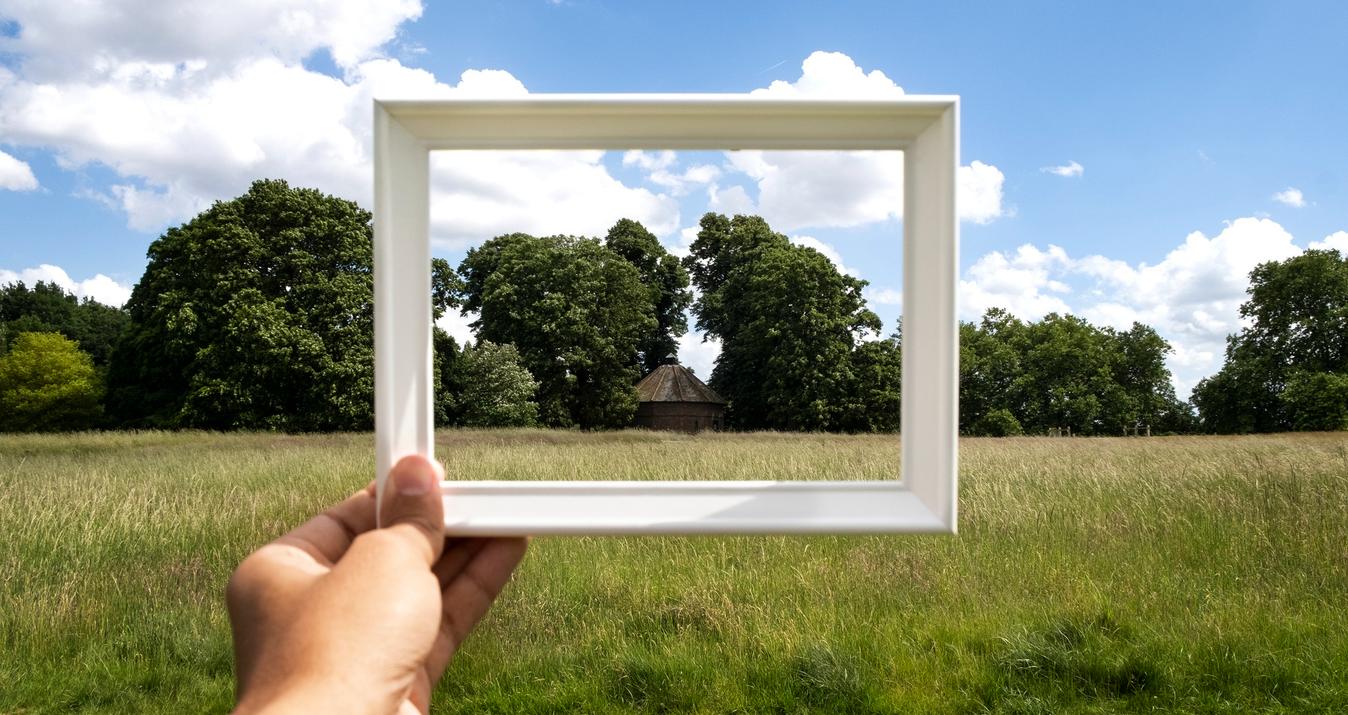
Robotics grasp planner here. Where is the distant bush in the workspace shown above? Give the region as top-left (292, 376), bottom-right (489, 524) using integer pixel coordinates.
top-left (971, 408), bottom-right (1023, 437)
top-left (453, 341), bottom-right (540, 428)
top-left (0, 332), bottom-right (104, 431)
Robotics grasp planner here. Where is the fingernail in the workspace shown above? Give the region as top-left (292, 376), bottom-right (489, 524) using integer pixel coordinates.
top-left (393, 459), bottom-right (436, 496)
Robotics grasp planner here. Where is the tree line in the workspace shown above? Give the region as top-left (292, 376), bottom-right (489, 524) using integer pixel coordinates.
top-left (3, 179), bottom-right (1345, 433)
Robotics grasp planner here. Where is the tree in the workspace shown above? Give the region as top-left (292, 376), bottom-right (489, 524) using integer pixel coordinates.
top-left (106, 179), bottom-right (453, 430)
top-left (1194, 249), bottom-right (1348, 432)
top-left (958, 309), bottom-right (1187, 436)
top-left (836, 333), bottom-right (903, 433)
top-left (1280, 371), bottom-right (1348, 431)
top-left (452, 341), bottom-right (540, 428)
top-left (433, 329), bottom-right (461, 428)
top-left (0, 332), bottom-right (103, 431)
top-left (684, 213), bottom-right (880, 430)
top-left (458, 233), bottom-right (655, 429)
top-left (959, 309), bottom-right (1025, 434)
top-left (0, 281), bottom-right (129, 366)
top-left (604, 219), bottom-right (692, 374)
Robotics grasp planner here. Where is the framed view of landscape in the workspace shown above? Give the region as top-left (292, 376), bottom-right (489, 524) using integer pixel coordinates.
top-left (373, 95), bottom-right (959, 534)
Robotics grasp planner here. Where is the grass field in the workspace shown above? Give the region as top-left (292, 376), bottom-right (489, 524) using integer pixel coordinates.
top-left (2, 430), bottom-right (1346, 713)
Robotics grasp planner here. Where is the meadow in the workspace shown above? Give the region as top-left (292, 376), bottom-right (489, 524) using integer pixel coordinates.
top-left (1, 429), bottom-right (1346, 713)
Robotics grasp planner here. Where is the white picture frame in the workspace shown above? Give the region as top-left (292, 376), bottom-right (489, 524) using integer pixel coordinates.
top-left (373, 94), bottom-right (958, 535)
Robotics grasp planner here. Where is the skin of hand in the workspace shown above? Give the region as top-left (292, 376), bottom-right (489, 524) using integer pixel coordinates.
top-left (227, 455), bottom-right (528, 715)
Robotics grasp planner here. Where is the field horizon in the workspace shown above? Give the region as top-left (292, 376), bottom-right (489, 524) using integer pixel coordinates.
top-left (2, 429), bottom-right (1346, 713)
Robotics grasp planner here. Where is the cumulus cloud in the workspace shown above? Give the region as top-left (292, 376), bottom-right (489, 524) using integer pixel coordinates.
top-left (725, 51), bottom-right (1004, 231)
top-left (0, 0), bottom-right (423, 79)
top-left (0, 1), bottom-right (678, 243)
top-left (864, 286), bottom-right (902, 306)
top-left (435, 308), bottom-right (478, 347)
top-left (1271, 187), bottom-right (1306, 208)
top-left (1041, 160), bottom-right (1083, 178)
top-left (623, 150), bottom-right (722, 197)
top-left (958, 161), bottom-right (1006, 225)
top-left (0, 149), bottom-right (39, 190)
top-left (0, 264), bottom-right (133, 307)
top-left (1309, 231), bottom-right (1348, 253)
top-left (676, 330), bottom-right (721, 381)
top-left (959, 244), bottom-right (1073, 321)
top-left (706, 182), bottom-right (756, 216)
top-left (750, 50), bottom-right (905, 99)
top-left (957, 217), bottom-right (1308, 396)
top-left (790, 235), bottom-right (860, 278)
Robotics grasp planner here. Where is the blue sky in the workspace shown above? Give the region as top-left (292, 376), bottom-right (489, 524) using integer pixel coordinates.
top-left (1, 1), bottom-right (1346, 394)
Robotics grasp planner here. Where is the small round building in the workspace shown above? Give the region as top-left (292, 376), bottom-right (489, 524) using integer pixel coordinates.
top-left (633, 363), bottom-right (727, 432)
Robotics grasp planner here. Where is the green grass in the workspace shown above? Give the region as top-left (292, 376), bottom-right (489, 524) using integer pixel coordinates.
top-left (2, 430), bottom-right (1346, 713)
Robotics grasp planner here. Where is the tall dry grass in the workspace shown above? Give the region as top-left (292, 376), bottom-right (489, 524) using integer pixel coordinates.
top-left (2, 430), bottom-right (1345, 712)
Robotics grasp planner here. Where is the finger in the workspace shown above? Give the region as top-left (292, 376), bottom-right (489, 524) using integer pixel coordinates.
top-left (274, 482), bottom-right (377, 565)
top-left (375, 455), bottom-right (447, 566)
top-left (425, 537), bottom-right (528, 681)
top-left (431, 538), bottom-right (491, 589)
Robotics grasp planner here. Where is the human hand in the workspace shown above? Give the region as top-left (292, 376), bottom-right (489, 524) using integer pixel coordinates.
top-left (227, 455), bottom-right (528, 715)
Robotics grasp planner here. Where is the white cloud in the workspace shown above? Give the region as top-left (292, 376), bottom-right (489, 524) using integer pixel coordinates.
top-left (0, 149), bottom-right (39, 190)
top-left (435, 308), bottom-right (478, 347)
top-left (430, 149), bottom-right (679, 247)
top-left (958, 161), bottom-right (1006, 225)
top-left (725, 51), bottom-right (1004, 231)
top-left (676, 329), bottom-right (721, 382)
top-left (1309, 231), bottom-right (1348, 253)
top-left (623, 150), bottom-right (721, 197)
top-left (0, 0), bottom-right (423, 80)
top-left (959, 244), bottom-right (1073, 322)
top-left (1041, 160), bottom-right (1083, 178)
top-left (790, 235), bottom-right (860, 278)
top-left (1271, 187), bottom-right (1306, 208)
top-left (864, 286), bottom-right (902, 306)
top-left (0, 264), bottom-right (133, 307)
top-left (750, 50), bottom-right (904, 99)
top-left (958, 217), bottom-right (1306, 396)
top-left (0, 2), bottom-right (677, 243)
top-left (706, 182), bottom-right (756, 216)
top-left (623, 150), bottom-right (676, 172)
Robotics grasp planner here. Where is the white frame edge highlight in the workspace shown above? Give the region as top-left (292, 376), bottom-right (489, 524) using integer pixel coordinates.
top-left (373, 94), bottom-right (959, 535)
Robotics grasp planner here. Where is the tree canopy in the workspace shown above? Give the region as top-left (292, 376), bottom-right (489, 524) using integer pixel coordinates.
top-left (452, 341), bottom-right (540, 428)
top-left (1193, 249), bottom-right (1348, 432)
top-left (960, 309), bottom-right (1191, 436)
top-left (0, 332), bottom-right (104, 432)
top-left (0, 281), bottom-right (128, 366)
top-left (458, 232), bottom-right (656, 429)
top-left (106, 179), bottom-right (380, 430)
top-left (684, 213), bottom-right (885, 431)
top-left (604, 219), bottom-right (692, 374)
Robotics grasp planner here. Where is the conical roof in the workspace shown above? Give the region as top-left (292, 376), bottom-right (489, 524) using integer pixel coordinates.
top-left (635, 364), bottom-right (726, 404)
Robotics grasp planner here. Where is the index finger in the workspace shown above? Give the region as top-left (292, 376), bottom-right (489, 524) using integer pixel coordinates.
top-left (275, 482), bottom-right (379, 565)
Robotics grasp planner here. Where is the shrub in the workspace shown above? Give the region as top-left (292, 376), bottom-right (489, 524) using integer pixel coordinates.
top-left (0, 332), bottom-right (104, 431)
top-left (453, 341), bottom-right (540, 428)
top-left (971, 408), bottom-right (1024, 437)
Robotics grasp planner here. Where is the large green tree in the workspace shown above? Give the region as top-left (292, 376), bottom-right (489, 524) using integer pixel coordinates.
top-left (0, 281), bottom-right (128, 366)
top-left (107, 179), bottom-right (456, 430)
top-left (959, 309), bottom-right (1188, 436)
top-left (604, 219), bottom-right (692, 374)
top-left (0, 332), bottom-right (104, 432)
top-left (458, 233), bottom-right (655, 429)
top-left (684, 213), bottom-right (881, 430)
top-left (1193, 249), bottom-right (1348, 432)
top-left (107, 180), bottom-right (377, 429)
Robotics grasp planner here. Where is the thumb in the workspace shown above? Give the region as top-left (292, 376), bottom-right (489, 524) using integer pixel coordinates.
top-left (376, 454), bottom-right (447, 566)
